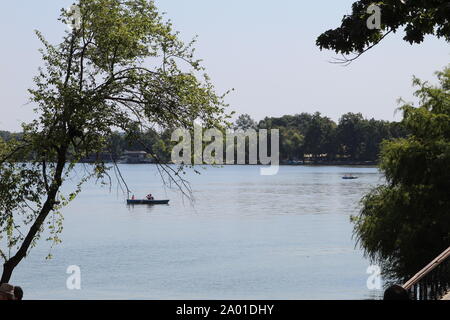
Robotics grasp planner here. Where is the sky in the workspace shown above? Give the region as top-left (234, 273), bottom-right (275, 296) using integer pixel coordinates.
top-left (0, 0), bottom-right (448, 131)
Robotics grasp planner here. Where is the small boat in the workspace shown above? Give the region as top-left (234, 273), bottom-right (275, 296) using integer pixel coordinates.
top-left (342, 175), bottom-right (358, 180)
top-left (127, 199), bottom-right (170, 205)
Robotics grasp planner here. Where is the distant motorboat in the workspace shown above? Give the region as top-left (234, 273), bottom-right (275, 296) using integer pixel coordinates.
top-left (127, 199), bottom-right (170, 205)
top-left (342, 175), bottom-right (358, 180)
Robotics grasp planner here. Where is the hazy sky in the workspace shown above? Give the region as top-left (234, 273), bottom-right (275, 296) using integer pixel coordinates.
top-left (0, 0), bottom-right (448, 131)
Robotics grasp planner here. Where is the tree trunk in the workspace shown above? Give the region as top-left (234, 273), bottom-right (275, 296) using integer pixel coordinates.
top-left (1, 260), bottom-right (14, 284)
top-left (0, 148), bottom-right (67, 284)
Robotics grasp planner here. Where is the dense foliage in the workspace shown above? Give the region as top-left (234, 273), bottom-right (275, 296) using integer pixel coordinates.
top-left (352, 67), bottom-right (450, 282)
top-left (2, 111), bottom-right (406, 164)
top-left (317, 0), bottom-right (450, 62)
top-left (258, 112), bottom-right (405, 162)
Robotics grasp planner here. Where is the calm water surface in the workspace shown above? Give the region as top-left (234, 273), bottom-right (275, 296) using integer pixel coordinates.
top-left (11, 165), bottom-right (384, 299)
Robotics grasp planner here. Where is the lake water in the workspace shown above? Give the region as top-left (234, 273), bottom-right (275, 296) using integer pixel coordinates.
top-left (10, 165), bottom-right (385, 300)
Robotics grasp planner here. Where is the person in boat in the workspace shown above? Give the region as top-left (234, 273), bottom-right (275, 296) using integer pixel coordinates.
top-left (131, 195), bottom-right (136, 200)
top-left (146, 194), bottom-right (154, 201)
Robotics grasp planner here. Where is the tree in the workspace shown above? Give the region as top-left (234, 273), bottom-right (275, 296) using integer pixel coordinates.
top-left (292, 113), bottom-right (315, 136)
top-left (336, 113), bottom-right (366, 160)
top-left (358, 119), bottom-right (394, 161)
top-left (0, 0), bottom-right (229, 284)
top-left (303, 112), bottom-right (337, 161)
top-left (352, 67), bottom-right (450, 281)
top-left (234, 114), bottom-right (257, 131)
top-left (280, 128), bottom-right (304, 161)
top-left (317, 0), bottom-right (450, 63)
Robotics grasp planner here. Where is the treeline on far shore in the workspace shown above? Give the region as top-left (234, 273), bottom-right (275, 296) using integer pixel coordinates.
top-left (0, 112), bottom-right (407, 165)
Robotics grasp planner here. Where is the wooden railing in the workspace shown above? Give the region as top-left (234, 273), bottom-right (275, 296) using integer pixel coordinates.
top-left (402, 247), bottom-right (450, 300)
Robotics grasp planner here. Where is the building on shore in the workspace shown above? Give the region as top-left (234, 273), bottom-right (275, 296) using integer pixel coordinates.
top-left (120, 150), bottom-right (153, 164)
top-left (79, 152), bottom-right (116, 163)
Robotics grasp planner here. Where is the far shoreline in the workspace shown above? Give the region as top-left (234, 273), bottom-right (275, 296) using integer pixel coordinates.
top-left (100, 162), bottom-right (379, 167)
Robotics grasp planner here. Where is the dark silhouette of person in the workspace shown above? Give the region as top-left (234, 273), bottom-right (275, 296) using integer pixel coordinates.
top-left (14, 286), bottom-right (23, 300)
top-left (384, 285), bottom-right (410, 300)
